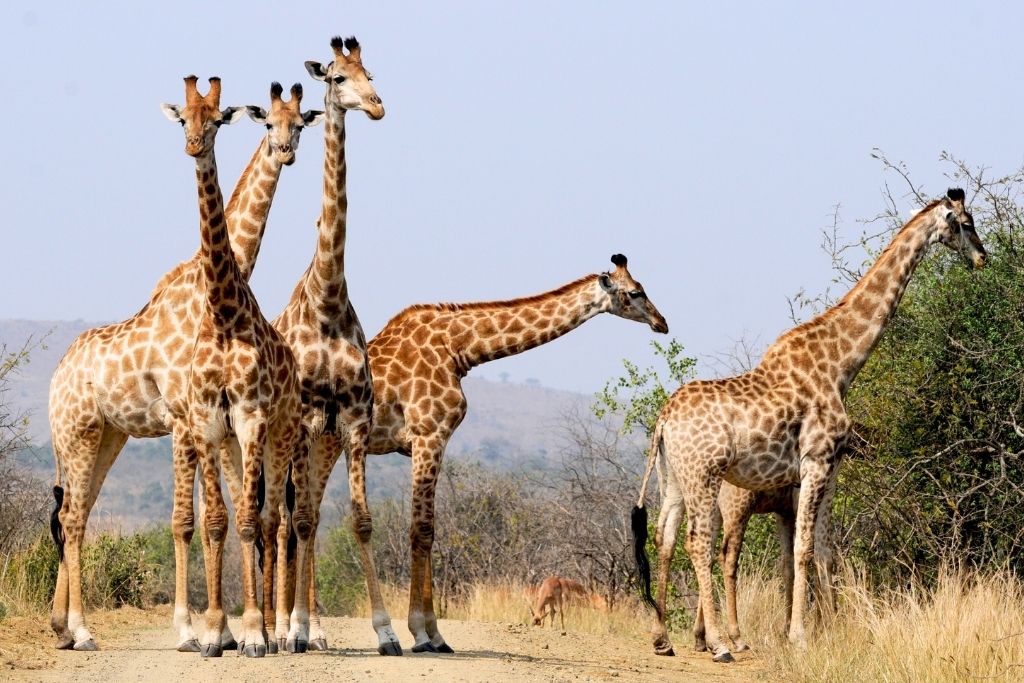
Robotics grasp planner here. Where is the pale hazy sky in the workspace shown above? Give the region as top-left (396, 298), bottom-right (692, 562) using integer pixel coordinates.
top-left (2, 2), bottom-right (1021, 394)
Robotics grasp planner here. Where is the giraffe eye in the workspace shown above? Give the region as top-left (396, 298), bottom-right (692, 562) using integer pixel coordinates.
top-left (265, 123), bottom-right (272, 130)
top-left (629, 290), bottom-right (645, 300)
top-left (333, 75), bottom-right (347, 84)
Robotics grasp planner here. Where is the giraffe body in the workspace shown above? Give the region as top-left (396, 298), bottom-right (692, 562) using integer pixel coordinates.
top-left (633, 189), bottom-right (986, 662)
top-left (364, 255), bottom-right (667, 651)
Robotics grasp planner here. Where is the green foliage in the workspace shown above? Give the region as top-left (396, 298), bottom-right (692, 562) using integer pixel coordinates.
top-left (81, 532), bottom-right (155, 608)
top-left (316, 521), bottom-right (368, 616)
top-left (593, 338), bottom-right (696, 437)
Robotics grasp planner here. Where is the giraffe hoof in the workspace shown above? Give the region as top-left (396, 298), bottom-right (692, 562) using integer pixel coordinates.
top-left (177, 638), bottom-right (201, 653)
top-left (242, 642), bottom-right (266, 658)
top-left (73, 639), bottom-right (98, 651)
top-left (378, 641), bottom-right (403, 656)
top-left (200, 643), bottom-right (223, 658)
top-left (411, 641), bottom-right (438, 653)
top-left (655, 645), bottom-right (675, 657)
top-left (286, 638), bottom-right (308, 654)
top-left (309, 638), bottom-right (329, 652)
top-left (55, 636), bottom-right (75, 650)
top-left (733, 641), bottom-right (751, 653)
top-left (713, 651), bottom-right (735, 664)
top-left (694, 640), bottom-right (708, 652)
top-left (435, 643), bottom-right (454, 654)
top-left (266, 639), bottom-right (278, 655)
top-left (221, 637), bottom-right (238, 651)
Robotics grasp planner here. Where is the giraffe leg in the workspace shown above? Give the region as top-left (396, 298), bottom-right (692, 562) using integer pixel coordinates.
top-left (194, 436), bottom-right (230, 658)
top-left (61, 425), bottom-right (126, 651)
top-left (777, 510), bottom-right (796, 636)
top-left (234, 419), bottom-right (274, 658)
top-left (788, 454), bottom-right (835, 648)
top-left (300, 438), bottom-right (331, 652)
top-left (812, 478), bottom-right (837, 622)
top-left (652, 464), bottom-right (684, 656)
top-left (282, 423), bottom-right (314, 654)
top-left (171, 422), bottom-right (201, 652)
top-left (720, 489), bottom-right (756, 653)
top-left (218, 440), bottom-right (246, 651)
top-left (342, 427), bottom-right (403, 655)
top-left (274, 495), bottom-right (291, 653)
top-left (407, 435), bottom-right (445, 653)
top-left (684, 471), bottom-right (733, 663)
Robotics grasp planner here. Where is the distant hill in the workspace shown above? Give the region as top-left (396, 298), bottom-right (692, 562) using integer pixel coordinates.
top-left (3, 319), bottom-right (607, 530)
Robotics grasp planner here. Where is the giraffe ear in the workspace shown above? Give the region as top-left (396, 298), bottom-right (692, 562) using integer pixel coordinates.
top-left (598, 273), bottom-right (614, 292)
top-left (246, 105), bottom-right (268, 124)
top-left (305, 61), bottom-right (329, 81)
top-left (302, 109), bottom-right (326, 127)
top-left (219, 106), bottom-right (246, 125)
top-left (160, 103), bottom-right (182, 122)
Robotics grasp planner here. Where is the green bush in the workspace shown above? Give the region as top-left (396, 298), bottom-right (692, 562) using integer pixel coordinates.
top-left (316, 521), bottom-right (367, 616)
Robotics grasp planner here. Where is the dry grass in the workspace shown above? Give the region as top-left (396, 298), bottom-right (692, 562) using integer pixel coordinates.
top-left (357, 569), bottom-right (1024, 682)
top-left (740, 566), bottom-right (1024, 683)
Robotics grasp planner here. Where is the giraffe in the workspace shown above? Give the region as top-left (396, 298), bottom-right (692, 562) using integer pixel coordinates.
top-left (632, 188), bottom-right (986, 662)
top-left (46, 78), bottom-right (320, 654)
top-left (158, 80), bottom-right (322, 653)
top-left (364, 254), bottom-right (668, 652)
top-left (262, 35), bottom-right (393, 655)
top-left (159, 75), bottom-right (320, 658)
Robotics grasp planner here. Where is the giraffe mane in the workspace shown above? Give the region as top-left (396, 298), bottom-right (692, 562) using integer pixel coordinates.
top-left (384, 274), bottom-right (600, 322)
top-left (766, 197), bottom-right (946, 349)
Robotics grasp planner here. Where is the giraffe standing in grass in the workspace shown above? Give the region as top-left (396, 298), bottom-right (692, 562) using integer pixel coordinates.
top-left (47, 79), bottom-right (320, 654)
top-left (365, 254), bottom-right (668, 652)
top-left (633, 189), bottom-right (986, 663)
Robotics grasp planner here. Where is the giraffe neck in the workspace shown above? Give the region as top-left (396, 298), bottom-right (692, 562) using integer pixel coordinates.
top-left (302, 107), bottom-right (349, 314)
top-left (765, 207), bottom-right (943, 393)
top-left (224, 137), bottom-right (285, 281)
top-left (194, 151), bottom-right (241, 321)
top-left (443, 275), bottom-right (609, 374)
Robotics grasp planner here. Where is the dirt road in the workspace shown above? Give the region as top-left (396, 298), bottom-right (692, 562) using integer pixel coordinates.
top-left (2, 607), bottom-right (769, 682)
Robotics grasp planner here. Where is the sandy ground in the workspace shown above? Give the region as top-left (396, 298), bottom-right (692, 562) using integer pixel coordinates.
top-left (1, 606), bottom-right (770, 682)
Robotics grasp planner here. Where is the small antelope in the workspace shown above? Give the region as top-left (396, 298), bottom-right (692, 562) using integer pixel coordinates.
top-left (530, 577), bottom-right (565, 629)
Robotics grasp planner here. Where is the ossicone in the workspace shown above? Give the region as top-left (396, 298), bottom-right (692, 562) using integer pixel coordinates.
top-left (610, 254), bottom-right (628, 268)
top-left (946, 187), bottom-right (965, 202)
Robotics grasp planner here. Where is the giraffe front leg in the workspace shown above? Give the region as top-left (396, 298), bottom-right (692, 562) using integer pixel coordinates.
top-left (720, 488), bottom-right (757, 653)
top-left (171, 423), bottom-right (200, 652)
top-left (236, 425), bottom-right (271, 658)
top-left (195, 443), bottom-right (229, 658)
top-left (344, 429), bottom-right (403, 655)
top-left (788, 455), bottom-right (835, 648)
top-left (284, 426), bottom-right (314, 655)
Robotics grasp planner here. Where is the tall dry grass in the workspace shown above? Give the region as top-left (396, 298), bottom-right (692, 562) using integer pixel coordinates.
top-left (740, 566), bottom-right (1024, 683)
top-left (354, 570), bottom-right (1024, 682)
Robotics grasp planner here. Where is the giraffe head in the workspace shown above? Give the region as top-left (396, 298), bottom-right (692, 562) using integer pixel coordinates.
top-left (245, 82), bottom-right (325, 166)
top-left (934, 188), bottom-right (986, 269)
top-left (160, 76), bottom-right (244, 157)
top-left (305, 36), bottom-right (385, 120)
top-left (599, 254), bottom-right (670, 333)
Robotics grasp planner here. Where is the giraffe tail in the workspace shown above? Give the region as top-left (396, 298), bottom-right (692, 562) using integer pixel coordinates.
top-left (50, 470), bottom-right (66, 562)
top-left (632, 419), bottom-right (665, 618)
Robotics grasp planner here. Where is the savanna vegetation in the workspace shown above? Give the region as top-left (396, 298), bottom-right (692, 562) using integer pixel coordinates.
top-left (2, 155), bottom-right (1023, 681)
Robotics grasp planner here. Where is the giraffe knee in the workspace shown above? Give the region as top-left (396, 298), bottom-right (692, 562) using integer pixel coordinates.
top-left (350, 512), bottom-right (372, 544)
top-left (410, 521), bottom-right (434, 551)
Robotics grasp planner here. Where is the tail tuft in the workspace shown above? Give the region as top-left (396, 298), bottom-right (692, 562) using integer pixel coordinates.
top-left (631, 504), bottom-right (660, 618)
top-left (50, 486), bottom-right (66, 561)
